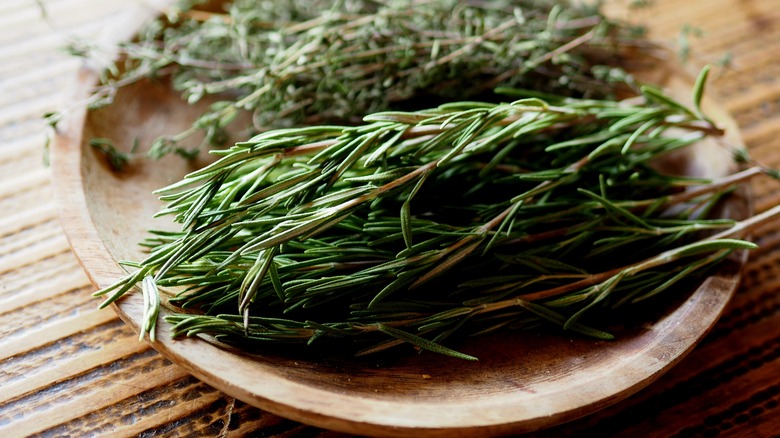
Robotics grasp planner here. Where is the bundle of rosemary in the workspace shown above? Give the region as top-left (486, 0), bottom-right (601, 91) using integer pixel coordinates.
top-left (86, 1), bottom-right (778, 360)
top-left (69, 0), bottom-right (641, 159)
top-left (96, 65), bottom-right (763, 360)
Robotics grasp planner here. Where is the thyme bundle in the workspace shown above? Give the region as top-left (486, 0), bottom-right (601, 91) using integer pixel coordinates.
top-left (97, 67), bottom-right (765, 360)
top-left (71, 0), bottom-right (641, 159)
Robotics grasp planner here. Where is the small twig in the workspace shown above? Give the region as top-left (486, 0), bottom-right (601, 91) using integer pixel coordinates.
top-left (218, 397), bottom-right (236, 438)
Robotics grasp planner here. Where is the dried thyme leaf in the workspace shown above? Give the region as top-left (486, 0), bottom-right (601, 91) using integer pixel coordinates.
top-left (71, 0), bottom-right (642, 159)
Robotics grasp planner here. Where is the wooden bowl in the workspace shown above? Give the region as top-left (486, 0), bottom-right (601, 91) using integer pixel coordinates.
top-left (50, 3), bottom-right (751, 436)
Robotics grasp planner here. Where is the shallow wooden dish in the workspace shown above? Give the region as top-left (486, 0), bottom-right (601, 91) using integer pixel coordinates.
top-left (51, 4), bottom-right (751, 437)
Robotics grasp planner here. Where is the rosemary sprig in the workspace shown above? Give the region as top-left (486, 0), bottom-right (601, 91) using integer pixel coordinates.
top-left (68, 0), bottom-right (644, 159)
top-left (95, 70), bottom-right (764, 359)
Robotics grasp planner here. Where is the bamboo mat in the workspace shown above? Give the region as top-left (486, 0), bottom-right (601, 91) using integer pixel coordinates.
top-left (1, 0), bottom-right (779, 436)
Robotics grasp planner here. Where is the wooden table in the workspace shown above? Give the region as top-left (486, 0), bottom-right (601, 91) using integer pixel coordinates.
top-left (1, 0), bottom-right (779, 436)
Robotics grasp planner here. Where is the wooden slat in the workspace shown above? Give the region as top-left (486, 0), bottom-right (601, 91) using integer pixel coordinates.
top-left (0, 329), bottom-right (148, 404)
top-left (0, 204), bottom-right (56, 238)
top-left (0, 222), bottom-right (61, 258)
top-left (0, 306), bottom-right (118, 361)
top-left (44, 379), bottom-right (228, 437)
top-left (0, 233), bottom-right (70, 276)
top-left (0, 168), bottom-right (50, 199)
top-left (0, 95), bottom-right (63, 131)
top-left (1, 319), bottom-right (128, 387)
top-left (2, 353), bottom-right (188, 437)
top-left (0, 135), bottom-right (50, 164)
top-left (0, 251), bottom-right (82, 297)
top-left (0, 269), bottom-right (88, 315)
top-left (0, 283), bottom-right (97, 338)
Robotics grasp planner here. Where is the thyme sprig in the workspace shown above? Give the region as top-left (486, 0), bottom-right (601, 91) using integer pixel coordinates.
top-left (70, 0), bottom-right (643, 159)
top-left (96, 73), bottom-right (762, 359)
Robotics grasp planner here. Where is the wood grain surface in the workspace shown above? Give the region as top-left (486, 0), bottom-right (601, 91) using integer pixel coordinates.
top-left (1, 0), bottom-right (779, 437)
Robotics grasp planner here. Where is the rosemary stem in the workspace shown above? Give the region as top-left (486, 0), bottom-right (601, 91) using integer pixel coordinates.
top-left (708, 202), bottom-right (780, 241)
top-left (664, 166), bottom-right (762, 206)
top-left (513, 204), bottom-right (769, 304)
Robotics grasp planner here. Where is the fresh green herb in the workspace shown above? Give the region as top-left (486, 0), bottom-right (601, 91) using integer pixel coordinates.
top-left (82, 2), bottom-right (780, 360)
top-left (716, 51), bottom-right (733, 69)
top-left (69, 0), bottom-right (642, 159)
top-left (95, 69), bottom-right (763, 359)
top-left (89, 138), bottom-right (137, 171)
top-left (678, 24), bottom-right (704, 63)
